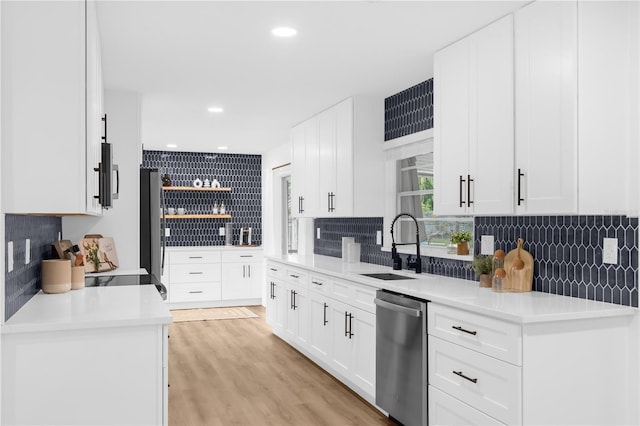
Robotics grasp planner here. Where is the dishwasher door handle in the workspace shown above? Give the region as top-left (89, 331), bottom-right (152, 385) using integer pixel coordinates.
top-left (374, 298), bottom-right (422, 317)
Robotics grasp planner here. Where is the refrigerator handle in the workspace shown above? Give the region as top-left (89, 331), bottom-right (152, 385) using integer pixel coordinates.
top-left (160, 184), bottom-right (166, 276)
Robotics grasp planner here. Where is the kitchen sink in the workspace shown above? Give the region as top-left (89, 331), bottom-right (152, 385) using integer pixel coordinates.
top-left (360, 273), bottom-right (416, 281)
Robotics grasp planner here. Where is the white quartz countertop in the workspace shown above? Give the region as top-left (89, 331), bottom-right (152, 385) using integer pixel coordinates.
top-left (167, 245), bottom-right (262, 251)
top-left (2, 285), bottom-right (172, 334)
top-left (267, 254), bottom-right (637, 324)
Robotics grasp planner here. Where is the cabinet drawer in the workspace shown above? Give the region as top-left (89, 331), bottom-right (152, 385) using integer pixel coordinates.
top-left (331, 279), bottom-right (377, 314)
top-left (428, 303), bottom-right (522, 365)
top-left (266, 262), bottom-right (286, 278)
top-left (429, 386), bottom-right (505, 426)
top-left (170, 251), bottom-right (221, 265)
top-left (309, 273), bottom-right (331, 295)
top-left (429, 336), bottom-right (521, 426)
top-left (222, 250), bottom-right (263, 263)
top-left (170, 264), bottom-right (221, 283)
top-left (286, 268), bottom-right (308, 287)
top-left (170, 282), bottom-right (221, 303)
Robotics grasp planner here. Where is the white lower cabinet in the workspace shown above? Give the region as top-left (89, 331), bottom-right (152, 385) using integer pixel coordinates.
top-left (165, 247), bottom-right (263, 308)
top-left (267, 262), bottom-right (377, 402)
top-left (428, 302), bottom-right (633, 426)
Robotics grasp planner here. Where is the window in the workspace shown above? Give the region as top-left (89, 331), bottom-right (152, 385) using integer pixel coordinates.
top-left (394, 153), bottom-right (473, 252)
top-left (283, 175), bottom-right (298, 254)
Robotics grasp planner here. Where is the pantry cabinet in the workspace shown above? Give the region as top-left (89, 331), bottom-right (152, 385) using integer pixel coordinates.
top-left (514, 0), bottom-right (578, 215)
top-left (291, 96), bottom-right (384, 218)
top-left (1, 0), bottom-right (104, 215)
top-left (434, 15), bottom-right (514, 215)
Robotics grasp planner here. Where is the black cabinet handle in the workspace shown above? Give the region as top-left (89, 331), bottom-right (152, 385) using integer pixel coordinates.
top-left (290, 274), bottom-right (299, 279)
top-left (344, 311), bottom-right (348, 337)
top-left (269, 267), bottom-right (278, 272)
top-left (243, 265), bottom-right (246, 278)
top-left (292, 290), bottom-right (297, 310)
top-left (517, 168), bottom-right (525, 206)
top-left (298, 196), bottom-right (304, 214)
top-left (290, 290), bottom-right (294, 309)
top-left (348, 313), bottom-right (354, 339)
top-left (311, 281), bottom-right (323, 286)
top-left (328, 192), bottom-right (331, 213)
top-left (323, 303), bottom-right (328, 326)
top-left (188, 272), bottom-right (203, 275)
top-left (452, 325), bottom-right (477, 336)
top-left (459, 175), bottom-right (466, 208)
top-left (188, 256), bottom-right (203, 259)
top-left (467, 174), bottom-right (473, 207)
top-left (101, 114), bottom-right (107, 143)
top-left (453, 370), bottom-right (478, 384)
top-left (248, 265), bottom-right (251, 278)
top-left (188, 290), bottom-right (203, 294)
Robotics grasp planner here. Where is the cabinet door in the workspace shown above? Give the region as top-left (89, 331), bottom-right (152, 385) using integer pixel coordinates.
top-left (349, 307), bottom-right (376, 397)
top-left (515, 1), bottom-right (577, 214)
top-left (221, 263), bottom-right (246, 300)
top-left (244, 261), bottom-right (262, 299)
top-left (578, 2), bottom-right (637, 214)
top-left (266, 279), bottom-right (286, 334)
top-left (333, 98), bottom-right (354, 217)
top-left (291, 123), bottom-right (307, 218)
top-left (291, 118), bottom-right (319, 217)
top-left (468, 15), bottom-right (514, 214)
top-left (330, 303), bottom-right (351, 378)
top-left (434, 37), bottom-right (471, 215)
top-left (317, 107), bottom-right (337, 216)
top-left (308, 292), bottom-right (332, 361)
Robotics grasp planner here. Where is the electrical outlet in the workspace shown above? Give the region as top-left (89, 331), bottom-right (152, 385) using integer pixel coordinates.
top-left (376, 230), bottom-right (382, 245)
top-left (219, 227), bottom-right (225, 236)
top-left (317, 228), bottom-right (321, 239)
top-left (7, 241), bottom-right (13, 273)
top-left (165, 228), bottom-right (171, 237)
top-left (480, 235), bottom-right (495, 255)
top-left (25, 239), bottom-right (31, 264)
top-left (603, 238), bottom-right (618, 264)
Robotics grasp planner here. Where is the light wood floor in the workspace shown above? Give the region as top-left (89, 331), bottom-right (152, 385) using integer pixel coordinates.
top-left (168, 306), bottom-right (393, 426)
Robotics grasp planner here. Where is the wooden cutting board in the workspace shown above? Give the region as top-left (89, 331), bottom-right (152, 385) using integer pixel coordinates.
top-left (503, 238), bottom-right (534, 292)
top-left (80, 237), bottom-right (119, 273)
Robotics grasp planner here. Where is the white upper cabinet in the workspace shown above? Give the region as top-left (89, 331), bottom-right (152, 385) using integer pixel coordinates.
top-left (577, 1), bottom-right (639, 215)
top-left (514, 1), bottom-right (578, 215)
top-left (291, 96), bottom-right (384, 218)
top-left (1, 0), bottom-right (103, 215)
top-left (434, 15), bottom-right (514, 215)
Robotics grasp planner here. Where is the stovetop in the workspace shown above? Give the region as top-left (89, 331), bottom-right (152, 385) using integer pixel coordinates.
top-left (84, 274), bottom-right (166, 300)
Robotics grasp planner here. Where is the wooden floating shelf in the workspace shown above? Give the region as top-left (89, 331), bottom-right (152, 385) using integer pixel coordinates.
top-left (162, 186), bottom-right (232, 192)
top-left (165, 214), bottom-right (232, 219)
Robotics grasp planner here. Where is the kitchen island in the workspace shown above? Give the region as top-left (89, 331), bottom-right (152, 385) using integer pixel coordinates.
top-left (267, 254), bottom-right (639, 426)
top-left (1, 284), bottom-right (172, 426)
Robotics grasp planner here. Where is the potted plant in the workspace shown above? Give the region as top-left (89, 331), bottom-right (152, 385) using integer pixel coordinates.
top-left (451, 231), bottom-right (472, 255)
top-left (471, 255), bottom-right (493, 288)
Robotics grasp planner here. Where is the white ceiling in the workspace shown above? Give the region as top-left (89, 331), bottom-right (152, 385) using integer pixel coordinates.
top-left (96, 0), bottom-right (528, 154)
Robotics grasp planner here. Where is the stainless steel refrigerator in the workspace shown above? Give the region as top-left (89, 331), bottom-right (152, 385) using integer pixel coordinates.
top-left (140, 169), bottom-right (166, 280)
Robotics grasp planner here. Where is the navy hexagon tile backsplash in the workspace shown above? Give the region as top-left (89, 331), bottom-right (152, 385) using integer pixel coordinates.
top-left (384, 78), bottom-right (433, 141)
top-left (142, 150), bottom-right (262, 246)
top-left (314, 215), bottom-right (638, 307)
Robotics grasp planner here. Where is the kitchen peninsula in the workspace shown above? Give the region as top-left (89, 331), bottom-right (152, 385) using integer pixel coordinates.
top-left (1, 282), bottom-right (171, 426)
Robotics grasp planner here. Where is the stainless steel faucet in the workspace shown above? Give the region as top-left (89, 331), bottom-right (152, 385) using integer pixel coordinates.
top-left (390, 213), bottom-right (422, 273)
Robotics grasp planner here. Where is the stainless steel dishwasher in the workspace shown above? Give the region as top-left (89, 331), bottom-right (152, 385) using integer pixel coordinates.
top-left (374, 290), bottom-right (428, 426)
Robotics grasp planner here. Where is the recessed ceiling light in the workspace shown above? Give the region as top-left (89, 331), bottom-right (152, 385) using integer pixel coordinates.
top-left (207, 107), bottom-right (224, 113)
top-left (166, 144), bottom-right (178, 149)
top-left (217, 146), bottom-right (228, 150)
top-left (271, 27), bottom-right (297, 37)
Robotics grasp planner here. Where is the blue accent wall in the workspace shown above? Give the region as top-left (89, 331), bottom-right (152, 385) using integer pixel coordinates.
top-left (5, 214), bottom-right (62, 321)
top-left (142, 150), bottom-right (262, 246)
top-left (384, 78), bottom-right (433, 141)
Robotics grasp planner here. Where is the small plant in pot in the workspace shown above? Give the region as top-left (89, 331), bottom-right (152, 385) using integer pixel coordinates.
top-left (471, 255), bottom-right (493, 288)
top-left (451, 231), bottom-right (472, 255)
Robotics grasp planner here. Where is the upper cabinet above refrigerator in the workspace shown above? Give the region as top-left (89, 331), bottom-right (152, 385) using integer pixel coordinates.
top-left (1, 0), bottom-right (106, 215)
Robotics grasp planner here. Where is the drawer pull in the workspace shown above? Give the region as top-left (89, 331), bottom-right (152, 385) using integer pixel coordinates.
top-left (290, 274), bottom-right (299, 279)
top-left (189, 272), bottom-right (204, 275)
top-left (240, 255), bottom-right (253, 258)
top-left (188, 291), bottom-right (203, 294)
top-left (453, 370), bottom-right (477, 384)
top-left (452, 325), bottom-right (477, 336)
top-left (188, 256), bottom-right (203, 259)
top-left (269, 268), bottom-right (278, 272)
top-left (311, 281), bottom-right (323, 286)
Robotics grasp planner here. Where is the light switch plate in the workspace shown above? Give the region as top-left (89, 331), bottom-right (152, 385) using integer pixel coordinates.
top-left (165, 228), bottom-right (171, 237)
top-left (603, 238), bottom-right (618, 264)
top-left (7, 241), bottom-right (13, 273)
top-left (25, 239), bottom-right (31, 264)
top-left (480, 235), bottom-right (495, 255)
top-left (376, 230), bottom-right (382, 245)
top-left (317, 228), bottom-right (321, 239)
top-left (219, 227), bottom-right (225, 236)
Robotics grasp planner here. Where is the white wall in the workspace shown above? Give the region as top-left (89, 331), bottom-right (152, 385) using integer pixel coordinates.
top-left (62, 90), bottom-right (141, 271)
top-left (261, 142), bottom-right (291, 257)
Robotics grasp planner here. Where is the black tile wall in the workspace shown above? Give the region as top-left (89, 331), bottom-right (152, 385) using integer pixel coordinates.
top-left (384, 78), bottom-right (433, 141)
top-left (315, 215), bottom-right (638, 307)
top-left (5, 214), bottom-right (62, 321)
top-left (475, 216), bottom-right (639, 307)
top-left (142, 150), bottom-right (262, 246)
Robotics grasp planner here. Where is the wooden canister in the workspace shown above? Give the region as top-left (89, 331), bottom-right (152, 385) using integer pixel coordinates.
top-left (41, 259), bottom-right (72, 294)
